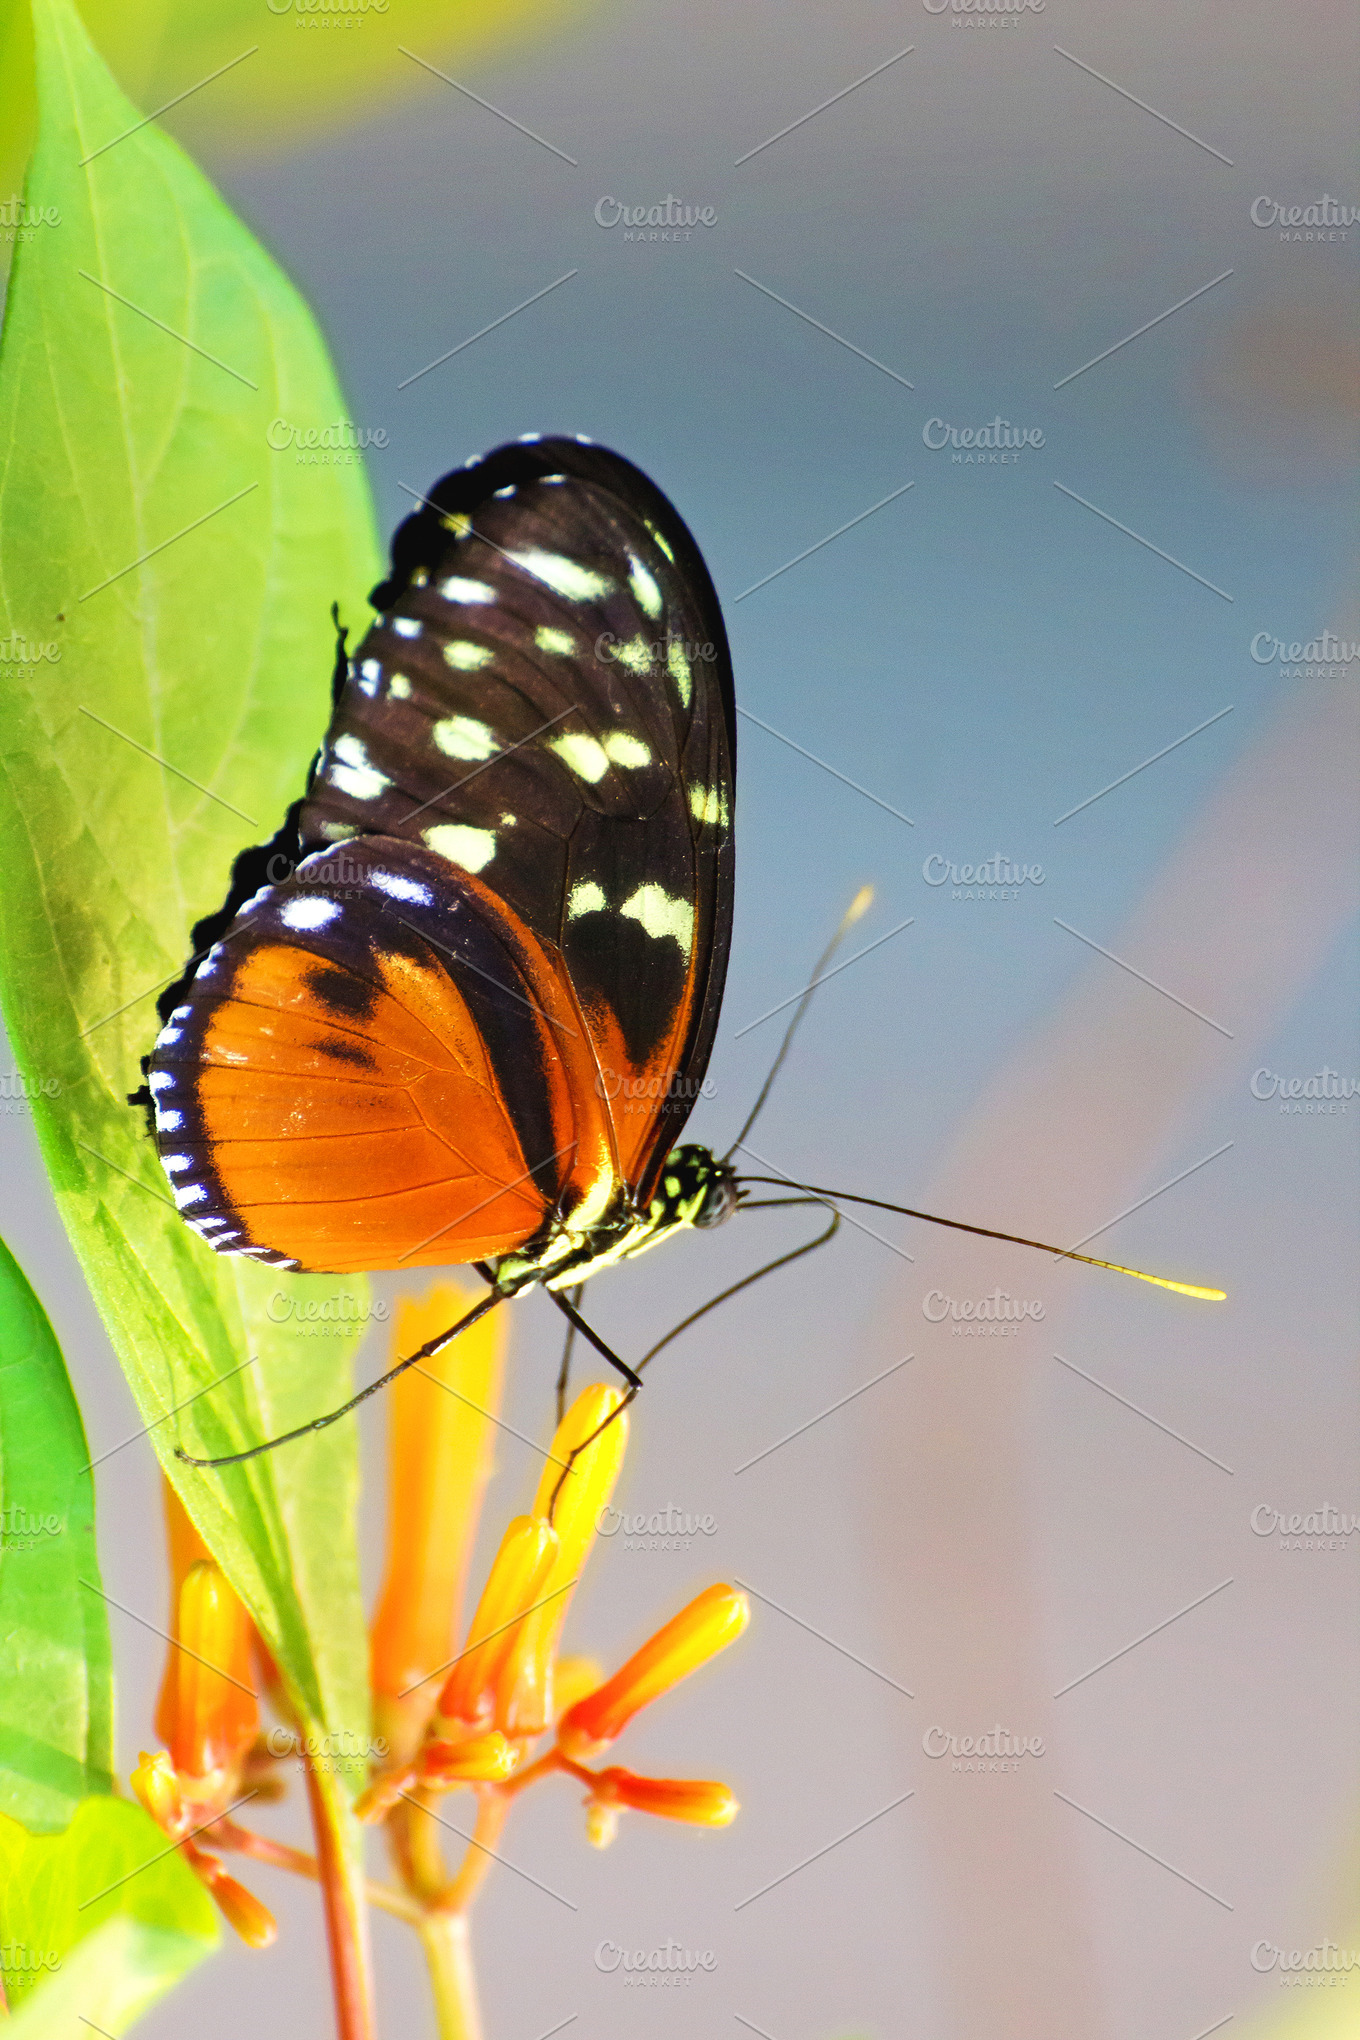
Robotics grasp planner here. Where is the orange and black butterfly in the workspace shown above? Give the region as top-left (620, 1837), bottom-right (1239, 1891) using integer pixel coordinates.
top-left (137, 435), bottom-right (1221, 1465)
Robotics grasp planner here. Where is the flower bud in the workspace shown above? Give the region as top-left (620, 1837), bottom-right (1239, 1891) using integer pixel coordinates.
top-left (498, 1386), bottom-right (628, 1738)
top-left (557, 1584), bottom-right (748, 1759)
top-left (438, 1515), bottom-right (557, 1726)
top-left (592, 1766), bottom-right (739, 1827)
top-left (170, 1560), bottom-right (259, 1784)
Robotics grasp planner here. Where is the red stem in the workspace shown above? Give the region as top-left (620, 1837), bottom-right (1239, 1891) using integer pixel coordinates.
top-left (304, 1760), bottom-right (376, 2040)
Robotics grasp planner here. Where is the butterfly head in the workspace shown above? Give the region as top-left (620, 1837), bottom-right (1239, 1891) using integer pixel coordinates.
top-left (651, 1144), bottom-right (738, 1232)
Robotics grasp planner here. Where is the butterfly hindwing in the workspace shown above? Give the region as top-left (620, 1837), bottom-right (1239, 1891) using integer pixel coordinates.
top-left (148, 840), bottom-right (615, 1274)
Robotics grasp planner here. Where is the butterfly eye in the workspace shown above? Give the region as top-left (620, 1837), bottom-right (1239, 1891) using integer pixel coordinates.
top-left (693, 1173), bottom-right (738, 1230)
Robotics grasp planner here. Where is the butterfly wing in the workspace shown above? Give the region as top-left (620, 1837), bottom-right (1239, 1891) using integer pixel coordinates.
top-left (300, 436), bottom-right (735, 1203)
top-left (144, 438), bottom-right (734, 1272)
top-left (147, 839), bottom-right (616, 1274)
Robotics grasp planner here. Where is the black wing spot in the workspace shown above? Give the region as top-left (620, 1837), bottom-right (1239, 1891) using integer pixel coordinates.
top-left (304, 965), bottom-right (377, 1021)
top-left (312, 1037), bottom-right (376, 1069)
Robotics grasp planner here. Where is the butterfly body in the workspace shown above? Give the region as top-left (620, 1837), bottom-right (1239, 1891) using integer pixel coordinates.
top-left (141, 437), bottom-right (736, 1292)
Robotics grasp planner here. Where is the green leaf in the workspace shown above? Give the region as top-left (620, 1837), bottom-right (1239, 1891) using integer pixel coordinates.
top-left (0, 1236), bottom-right (113, 1832)
top-left (0, 0), bottom-right (592, 249)
top-left (0, 1795), bottom-right (217, 2018)
top-left (0, 0), bottom-right (381, 1808)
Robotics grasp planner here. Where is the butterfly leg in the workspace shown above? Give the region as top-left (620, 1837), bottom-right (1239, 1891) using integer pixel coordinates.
top-left (546, 1287), bottom-right (642, 1392)
top-left (554, 1283), bottom-right (584, 1426)
top-left (174, 1286), bottom-right (508, 1468)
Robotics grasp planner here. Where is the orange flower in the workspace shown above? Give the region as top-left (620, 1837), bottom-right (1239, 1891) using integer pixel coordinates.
top-left (556, 1584), bottom-right (749, 1760)
top-left (136, 1482), bottom-right (274, 1946)
top-left (370, 1282), bottom-right (506, 1764)
top-left (583, 1768), bottom-right (738, 1848)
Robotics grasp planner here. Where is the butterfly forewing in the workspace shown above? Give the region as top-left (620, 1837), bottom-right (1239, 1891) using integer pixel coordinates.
top-left (301, 436), bottom-right (734, 1204)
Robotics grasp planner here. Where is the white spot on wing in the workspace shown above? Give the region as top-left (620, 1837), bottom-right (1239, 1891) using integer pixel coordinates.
top-left (439, 576), bottom-right (495, 603)
top-left (620, 884), bottom-right (694, 951)
top-left (433, 716), bottom-right (500, 762)
top-left (174, 1182), bottom-right (208, 1208)
top-left (280, 897), bottom-right (341, 931)
top-left (689, 783), bottom-right (727, 825)
top-left (568, 881), bottom-right (607, 918)
top-left (154, 1107), bottom-right (183, 1130)
top-left (603, 731), bottom-right (651, 767)
top-left (443, 641), bottom-right (493, 672)
top-left (158, 1025), bottom-right (182, 1044)
top-left (358, 658), bottom-right (382, 696)
top-left (535, 625), bottom-right (575, 655)
top-left (667, 640), bottom-right (692, 707)
top-left (162, 1154), bottom-right (192, 1172)
top-left (389, 675), bottom-right (412, 700)
top-left (628, 554), bottom-right (663, 618)
top-left (392, 617), bottom-right (422, 639)
top-left (370, 871), bottom-right (432, 905)
top-left (149, 1072), bottom-right (175, 1093)
top-left (424, 823), bottom-right (496, 873)
top-left (509, 551), bottom-right (611, 602)
top-left (548, 731), bottom-right (609, 783)
top-left (328, 733), bottom-right (388, 801)
top-left (612, 637), bottom-right (653, 675)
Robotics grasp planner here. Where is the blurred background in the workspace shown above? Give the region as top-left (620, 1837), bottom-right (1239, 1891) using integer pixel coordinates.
top-left (2, 1), bottom-right (1357, 2036)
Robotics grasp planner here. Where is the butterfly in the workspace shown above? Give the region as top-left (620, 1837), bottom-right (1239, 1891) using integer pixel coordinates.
top-left (135, 435), bottom-right (1223, 1467)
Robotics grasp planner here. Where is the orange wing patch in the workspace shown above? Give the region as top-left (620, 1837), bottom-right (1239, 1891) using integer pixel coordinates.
top-left (148, 841), bottom-right (620, 1275)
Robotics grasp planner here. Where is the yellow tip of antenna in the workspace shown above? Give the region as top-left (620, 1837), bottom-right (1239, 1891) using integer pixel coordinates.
top-left (846, 884), bottom-right (874, 926)
top-left (1154, 1279), bottom-right (1227, 1302)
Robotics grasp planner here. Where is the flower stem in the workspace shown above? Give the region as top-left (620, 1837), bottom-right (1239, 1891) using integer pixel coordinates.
top-left (214, 1818), bottom-right (422, 1924)
top-left (419, 1911), bottom-right (483, 2040)
top-left (305, 1759), bottom-right (376, 2040)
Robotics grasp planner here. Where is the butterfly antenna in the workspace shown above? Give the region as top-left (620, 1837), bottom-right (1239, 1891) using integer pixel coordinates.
top-left (722, 884), bottom-right (875, 1165)
top-left (732, 1170), bottom-right (1225, 1302)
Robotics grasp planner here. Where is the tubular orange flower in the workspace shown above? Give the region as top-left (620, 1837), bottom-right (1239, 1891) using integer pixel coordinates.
top-left (437, 1514), bottom-right (557, 1727)
top-left (590, 1767), bottom-right (738, 1828)
top-left (496, 1385), bottom-right (629, 1738)
top-left (170, 1559), bottom-right (259, 1786)
top-left (131, 1749), bottom-right (186, 1834)
top-left (421, 1729), bottom-right (520, 1786)
top-left (183, 1843), bottom-right (279, 1949)
top-left (557, 1583), bottom-right (749, 1760)
top-left (154, 1478), bottom-right (214, 1747)
top-left (370, 1281), bottom-right (506, 1762)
